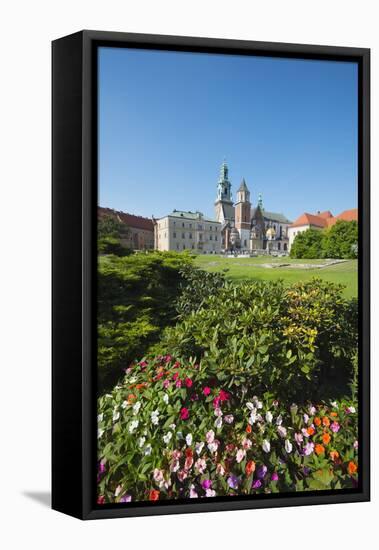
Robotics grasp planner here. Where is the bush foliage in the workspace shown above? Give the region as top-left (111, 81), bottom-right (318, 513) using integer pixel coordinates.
top-left (290, 220), bottom-right (358, 259)
top-left (97, 251), bottom-right (193, 392)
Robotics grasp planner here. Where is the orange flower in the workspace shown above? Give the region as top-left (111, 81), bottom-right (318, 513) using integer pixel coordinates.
top-left (330, 450), bottom-right (339, 461)
top-left (348, 461), bottom-right (358, 476)
top-left (314, 417), bottom-right (321, 427)
top-left (149, 489), bottom-right (160, 501)
top-left (246, 425), bottom-right (252, 434)
top-left (315, 444), bottom-right (325, 455)
top-left (136, 383), bottom-right (147, 390)
top-left (322, 433), bottom-right (331, 445)
top-left (330, 412), bottom-right (338, 417)
top-left (322, 417), bottom-right (330, 427)
top-left (127, 393), bottom-right (136, 403)
top-left (245, 460), bottom-right (256, 476)
top-left (307, 426), bottom-right (315, 436)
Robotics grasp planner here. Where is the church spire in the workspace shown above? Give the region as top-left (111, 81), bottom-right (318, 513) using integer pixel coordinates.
top-left (218, 159), bottom-right (229, 184)
top-left (258, 192), bottom-right (264, 210)
top-left (216, 160), bottom-right (232, 202)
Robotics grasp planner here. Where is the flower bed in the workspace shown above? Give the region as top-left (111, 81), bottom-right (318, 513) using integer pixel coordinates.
top-left (97, 355), bottom-right (358, 503)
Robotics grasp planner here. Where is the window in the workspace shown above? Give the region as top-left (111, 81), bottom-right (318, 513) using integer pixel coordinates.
top-left (199, 234), bottom-right (203, 240)
top-left (244, 239), bottom-right (247, 246)
top-left (176, 243), bottom-right (179, 250)
top-left (210, 235), bottom-right (212, 240)
top-left (189, 223), bottom-right (192, 228)
top-left (192, 244), bottom-right (195, 249)
top-left (189, 233), bottom-right (192, 239)
top-left (173, 232), bottom-right (176, 238)
top-left (210, 226), bottom-right (212, 230)
top-left (183, 244), bottom-right (186, 250)
top-left (182, 222), bottom-right (185, 228)
top-left (215, 236), bottom-right (217, 241)
top-left (198, 224), bottom-right (203, 230)
top-left (182, 233), bottom-right (185, 239)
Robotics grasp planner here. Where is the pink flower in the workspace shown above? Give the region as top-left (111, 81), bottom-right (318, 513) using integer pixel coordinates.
top-left (173, 372), bottom-right (179, 381)
top-left (236, 449), bottom-right (246, 463)
top-left (242, 438), bottom-right (252, 450)
top-left (180, 407), bottom-right (189, 420)
top-left (184, 456), bottom-right (194, 471)
top-left (163, 379), bottom-right (170, 389)
top-left (295, 432), bottom-right (303, 445)
top-left (206, 430), bottom-right (215, 444)
top-left (185, 378), bottom-right (193, 388)
top-left (224, 414), bottom-right (234, 424)
top-left (177, 469), bottom-right (188, 482)
top-left (216, 463), bottom-right (225, 476)
top-left (175, 379), bottom-right (182, 388)
top-left (331, 422), bottom-right (340, 433)
top-left (354, 440), bottom-right (359, 449)
top-left (194, 458), bottom-right (207, 474)
top-left (164, 355), bottom-right (172, 363)
top-left (153, 468), bottom-right (164, 483)
top-left (213, 396), bottom-right (221, 408)
top-left (173, 361), bottom-right (181, 369)
top-left (203, 387), bottom-right (211, 396)
top-left (189, 485), bottom-right (198, 498)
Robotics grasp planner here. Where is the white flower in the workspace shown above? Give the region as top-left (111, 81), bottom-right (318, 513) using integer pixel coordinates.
top-left (330, 401), bottom-right (338, 409)
top-left (185, 433), bottom-right (193, 446)
top-left (151, 410), bottom-right (159, 425)
top-left (207, 441), bottom-right (219, 453)
top-left (169, 423), bottom-right (176, 430)
top-left (176, 431), bottom-right (183, 440)
top-left (189, 484), bottom-right (198, 498)
top-left (246, 402), bottom-right (255, 411)
top-left (195, 442), bottom-right (204, 455)
top-left (138, 436), bottom-right (146, 448)
top-left (277, 425), bottom-right (287, 438)
top-left (276, 414), bottom-right (283, 426)
top-left (163, 431), bottom-right (173, 444)
top-left (97, 428), bottom-right (104, 439)
top-left (262, 439), bottom-right (271, 453)
top-left (236, 448), bottom-right (246, 463)
top-left (214, 407), bottom-right (223, 417)
top-left (133, 401), bottom-right (141, 415)
top-left (265, 411), bottom-right (273, 423)
top-left (115, 485), bottom-right (122, 497)
top-left (128, 420), bottom-right (139, 433)
top-left (309, 405), bottom-right (317, 415)
top-left (249, 411), bottom-right (257, 425)
top-left (303, 413), bottom-right (309, 424)
top-left (97, 413), bottom-right (104, 422)
top-left (348, 406), bottom-right (356, 414)
top-left (224, 414), bottom-right (234, 424)
top-left (113, 410), bottom-right (120, 422)
top-left (206, 489), bottom-right (216, 497)
top-left (163, 394), bottom-right (169, 404)
top-left (214, 416), bottom-right (223, 429)
top-left (285, 439), bottom-right (293, 453)
top-left (121, 401), bottom-right (128, 409)
top-left (144, 444), bottom-right (152, 455)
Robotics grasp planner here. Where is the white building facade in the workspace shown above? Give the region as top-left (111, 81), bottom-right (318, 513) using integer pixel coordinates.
top-left (154, 210), bottom-right (222, 254)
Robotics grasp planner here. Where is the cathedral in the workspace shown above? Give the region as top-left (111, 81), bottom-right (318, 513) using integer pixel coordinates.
top-left (214, 161), bottom-right (292, 253)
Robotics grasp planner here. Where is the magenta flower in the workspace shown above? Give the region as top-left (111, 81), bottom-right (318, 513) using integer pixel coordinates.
top-left (164, 355), bottom-right (172, 363)
top-left (163, 379), bottom-right (170, 389)
top-left (120, 494), bottom-right (132, 503)
top-left (271, 472), bottom-right (279, 481)
top-left (180, 407), bottom-right (189, 420)
top-left (252, 480), bottom-right (262, 489)
top-left (219, 389), bottom-right (230, 402)
top-left (201, 479), bottom-right (212, 490)
top-left (175, 379), bottom-right (182, 388)
top-left (303, 442), bottom-right (314, 456)
top-left (331, 421), bottom-right (340, 433)
top-left (213, 396), bottom-right (221, 408)
top-left (185, 378), bottom-right (193, 388)
top-left (203, 387), bottom-right (211, 396)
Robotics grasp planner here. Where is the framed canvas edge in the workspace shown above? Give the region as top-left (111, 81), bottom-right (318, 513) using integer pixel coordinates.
top-left (52, 30), bottom-right (370, 520)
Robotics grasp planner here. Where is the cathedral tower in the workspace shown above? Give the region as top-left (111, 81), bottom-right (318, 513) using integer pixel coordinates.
top-left (214, 160), bottom-right (235, 223)
top-left (235, 179), bottom-right (251, 249)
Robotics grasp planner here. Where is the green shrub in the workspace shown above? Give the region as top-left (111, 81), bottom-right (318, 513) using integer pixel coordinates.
top-left (97, 251), bottom-right (194, 393)
top-left (290, 229), bottom-right (324, 259)
top-left (154, 279), bottom-right (358, 402)
top-left (323, 220), bottom-right (358, 259)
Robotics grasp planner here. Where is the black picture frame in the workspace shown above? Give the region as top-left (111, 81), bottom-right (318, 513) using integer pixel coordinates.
top-left (52, 30), bottom-right (370, 520)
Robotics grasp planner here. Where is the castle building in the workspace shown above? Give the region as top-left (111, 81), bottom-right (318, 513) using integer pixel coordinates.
top-left (98, 207), bottom-right (154, 250)
top-left (214, 161), bottom-right (292, 253)
top-left (153, 210), bottom-right (221, 253)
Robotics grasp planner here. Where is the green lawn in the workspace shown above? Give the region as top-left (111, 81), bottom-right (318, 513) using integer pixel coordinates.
top-left (195, 255), bottom-right (358, 298)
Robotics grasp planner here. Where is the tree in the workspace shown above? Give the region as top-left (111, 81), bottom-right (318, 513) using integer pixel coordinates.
top-left (98, 214), bottom-right (131, 256)
top-left (323, 220), bottom-right (358, 259)
top-left (290, 228), bottom-right (324, 259)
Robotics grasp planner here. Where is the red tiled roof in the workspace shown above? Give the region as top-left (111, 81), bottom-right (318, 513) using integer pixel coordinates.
top-left (326, 208), bottom-right (358, 227)
top-left (290, 208), bottom-right (358, 229)
top-left (98, 207), bottom-right (154, 231)
top-left (290, 213), bottom-right (328, 229)
top-left (317, 210), bottom-right (333, 219)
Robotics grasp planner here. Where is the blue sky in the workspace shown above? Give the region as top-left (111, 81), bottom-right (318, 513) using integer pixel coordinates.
top-left (98, 47), bottom-right (358, 222)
